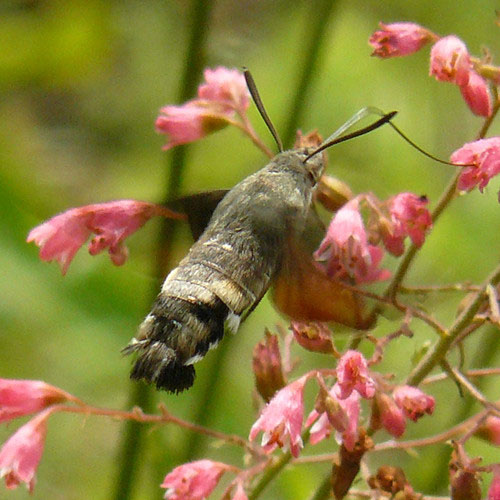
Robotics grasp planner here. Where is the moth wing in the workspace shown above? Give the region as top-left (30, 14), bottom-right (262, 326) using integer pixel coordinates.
top-left (168, 190), bottom-right (229, 241)
top-left (271, 210), bottom-right (374, 330)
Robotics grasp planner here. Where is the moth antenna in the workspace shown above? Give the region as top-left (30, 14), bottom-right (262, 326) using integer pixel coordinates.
top-left (305, 111), bottom-right (397, 162)
top-left (243, 68), bottom-right (283, 152)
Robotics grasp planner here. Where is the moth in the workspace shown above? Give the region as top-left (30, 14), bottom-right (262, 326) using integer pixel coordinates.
top-left (123, 71), bottom-right (394, 393)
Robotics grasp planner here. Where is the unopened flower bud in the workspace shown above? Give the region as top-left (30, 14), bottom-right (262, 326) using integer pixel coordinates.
top-left (474, 416), bottom-right (500, 446)
top-left (291, 322), bottom-right (334, 354)
top-left (371, 392), bottom-right (406, 437)
top-left (315, 175), bottom-right (353, 212)
top-left (252, 330), bottom-right (286, 402)
top-left (450, 468), bottom-right (482, 500)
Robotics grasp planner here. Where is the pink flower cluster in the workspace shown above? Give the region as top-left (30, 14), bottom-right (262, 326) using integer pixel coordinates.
top-left (0, 379), bottom-right (76, 492)
top-left (314, 193), bottom-right (432, 283)
top-left (156, 67), bottom-right (250, 149)
top-left (27, 200), bottom-right (184, 274)
top-left (249, 350), bottom-right (435, 457)
top-left (370, 23), bottom-right (495, 117)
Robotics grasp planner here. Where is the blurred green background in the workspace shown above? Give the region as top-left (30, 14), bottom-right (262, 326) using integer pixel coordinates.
top-left (1, 1), bottom-right (500, 499)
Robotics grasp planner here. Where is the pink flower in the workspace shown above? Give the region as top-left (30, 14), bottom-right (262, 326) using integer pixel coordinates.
top-left (27, 200), bottom-right (183, 274)
top-left (451, 137), bottom-right (500, 192)
top-left (291, 322), bottom-right (334, 354)
top-left (198, 67), bottom-right (249, 113)
top-left (336, 350), bottom-right (376, 400)
top-left (156, 102), bottom-right (231, 150)
top-left (306, 384), bottom-right (360, 451)
top-left (0, 410), bottom-right (50, 493)
top-left (314, 200), bottom-right (390, 284)
top-left (231, 481), bottom-right (248, 500)
top-left (372, 393), bottom-right (406, 438)
top-left (383, 193), bottom-right (432, 256)
top-left (460, 70), bottom-right (492, 117)
top-left (393, 385), bottom-right (435, 422)
top-left (161, 459), bottom-right (231, 500)
top-left (249, 376), bottom-right (307, 458)
top-left (489, 465), bottom-right (500, 500)
top-left (369, 22), bottom-right (433, 58)
top-left (430, 35), bottom-right (470, 86)
top-left (0, 379), bottom-right (73, 424)
top-left (252, 331), bottom-right (286, 402)
top-left (156, 67), bottom-right (249, 150)
top-left (474, 416), bottom-right (500, 446)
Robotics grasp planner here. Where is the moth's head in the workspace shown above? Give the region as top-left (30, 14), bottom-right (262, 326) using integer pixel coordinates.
top-left (299, 147), bottom-right (325, 185)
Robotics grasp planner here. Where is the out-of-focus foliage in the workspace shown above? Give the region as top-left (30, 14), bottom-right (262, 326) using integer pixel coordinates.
top-left (1, 1), bottom-right (500, 499)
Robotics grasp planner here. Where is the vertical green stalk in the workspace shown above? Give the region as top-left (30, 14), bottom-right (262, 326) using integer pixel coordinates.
top-left (281, 0), bottom-right (339, 149)
top-left (111, 2), bottom-right (214, 499)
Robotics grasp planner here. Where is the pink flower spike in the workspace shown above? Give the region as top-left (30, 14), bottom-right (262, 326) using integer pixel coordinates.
top-left (314, 199), bottom-right (390, 284)
top-left (336, 350), bottom-right (376, 400)
top-left (0, 379), bottom-right (74, 424)
top-left (393, 385), bottom-right (435, 422)
top-left (0, 410), bottom-right (50, 493)
top-left (451, 137), bottom-right (500, 192)
top-left (384, 192), bottom-right (432, 254)
top-left (489, 465), bottom-right (500, 500)
top-left (161, 459), bottom-right (231, 500)
top-left (249, 376), bottom-right (308, 458)
top-left (430, 35), bottom-right (471, 86)
top-left (369, 22), bottom-right (433, 58)
top-left (198, 67), bottom-right (250, 113)
top-left (306, 384), bottom-right (360, 451)
top-left (460, 70), bottom-right (492, 117)
top-left (27, 200), bottom-right (182, 274)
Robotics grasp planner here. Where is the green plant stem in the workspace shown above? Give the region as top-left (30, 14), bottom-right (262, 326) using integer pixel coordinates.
top-left (308, 472), bottom-right (332, 500)
top-left (281, 0), bottom-right (339, 148)
top-left (111, 2), bottom-right (214, 500)
top-left (248, 452), bottom-right (293, 500)
top-left (407, 263), bottom-right (500, 386)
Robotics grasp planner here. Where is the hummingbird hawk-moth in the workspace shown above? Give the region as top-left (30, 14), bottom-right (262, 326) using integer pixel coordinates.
top-left (123, 71), bottom-right (394, 393)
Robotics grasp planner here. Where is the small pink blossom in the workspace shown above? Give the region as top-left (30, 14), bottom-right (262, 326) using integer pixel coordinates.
top-left (157, 67), bottom-right (249, 150)
top-left (336, 350), bottom-right (376, 400)
top-left (0, 410), bottom-right (50, 493)
top-left (373, 393), bottom-right (406, 437)
top-left (314, 200), bottom-right (390, 284)
top-left (430, 35), bottom-right (471, 86)
top-left (198, 67), bottom-right (249, 113)
top-left (383, 193), bottom-right (432, 256)
top-left (460, 70), bottom-right (492, 117)
top-left (231, 481), bottom-right (248, 500)
top-left (369, 22), bottom-right (433, 58)
top-left (306, 384), bottom-right (360, 451)
top-left (161, 459), bottom-right (231, 500)
top-left (451, 137), bottom-right (500, 192)
top-left (291, 322), bottom-right (334, 354)
top-left (393, 385), bottom-right (435, 422)
top-left (474, 416), bottom-right (500, 446)
top-left (27, 200), bottom-right (182, 274)
top-left (489, 465), bottom-right (500, 500)
top-left (249, 376), bottom-right (307, 458)
top-left (156, 102), bottom-right (230, 150)
top-left (0, 379), bottom-right (73, 424)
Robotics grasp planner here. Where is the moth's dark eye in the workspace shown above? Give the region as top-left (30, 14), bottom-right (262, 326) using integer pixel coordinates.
top-left (307, 170), bottom-right (316, 184)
